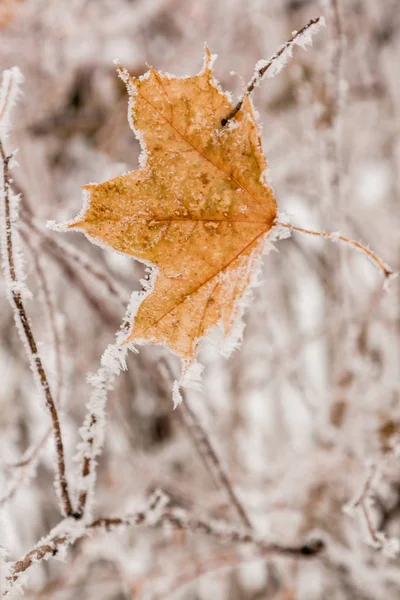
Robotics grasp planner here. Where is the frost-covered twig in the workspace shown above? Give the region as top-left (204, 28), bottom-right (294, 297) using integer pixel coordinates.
top-left (345, 449), bottom-right (400, 557)
top-left (160, 361), bottom-right (253, 530)
top-left (179, 397), bottom-right (253, 530)
top-left (74, 323), bottom-right (133, 518)
top-left (162, 507), bottom-right (323, 556)
top-left (278, 222), bottom-right (395, 281)
top-left (221, 17), bottom-right (326, 126)
top-left (3, 490), bottom-right (323, 595)
top-left (20, 229), bottom-right (65, 406)
top-left (3, 490), bottom-right (168, 594)
top-left (0, 67), bottom-right (73, 518)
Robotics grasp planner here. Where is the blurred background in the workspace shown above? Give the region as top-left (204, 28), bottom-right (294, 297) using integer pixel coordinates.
top-left (1, 0), bottom-right (400, 598)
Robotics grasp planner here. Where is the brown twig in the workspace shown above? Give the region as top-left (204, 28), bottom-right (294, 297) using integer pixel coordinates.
top-left (76, 414), bottom-right (96, 517)
top-left (74, 335), bottom-right (132, 518)
top-left (162, 508), bottom-right (323, 556)
top-left (3, 491), bottom-right (323, 594)
top-left (1, 230), bottom-right (65, 507)
top-left (221, 17), bottom-right (324, 126)
top-left (20, 229), bottom-right (64, 405)
top-left (160, 360), bottom-right (253, 530)
top-left (278, 222), bottom-right (395, 280)
top-left (4, 490), bottom-right (166, 592)
top-left (179, 398), bottom-right (253, 530)
top-left (0, 139), bottom-right (73, 518)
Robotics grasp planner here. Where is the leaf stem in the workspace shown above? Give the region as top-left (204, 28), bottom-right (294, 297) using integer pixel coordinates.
top-left (278, 221), bottom-right (395, 279)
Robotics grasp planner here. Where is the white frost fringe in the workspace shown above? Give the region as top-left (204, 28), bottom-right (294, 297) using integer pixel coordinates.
top-left (172, 216), bottom-right (291, 408)
top-left (74, 328), bottom-right (135, 519)
top-left (254, 17), bottom-right (326, 81)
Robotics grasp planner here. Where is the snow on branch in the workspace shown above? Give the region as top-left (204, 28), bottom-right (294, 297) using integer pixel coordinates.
top-left (3, 489), bottom-right (324, 594)
top-left (74, 320), bottom-right (136, 519)
top-left (0, 67), bottom-right (73, 518)
top-left (221, 16), bottom-right (326, 126)
top-left (344, 446), bottom-right (400, 558)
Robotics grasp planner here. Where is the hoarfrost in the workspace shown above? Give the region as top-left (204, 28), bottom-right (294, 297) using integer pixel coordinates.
top-left (0, 67), bottom-right (23, 137)
top-left (253, 17), bottom-right (326, 81)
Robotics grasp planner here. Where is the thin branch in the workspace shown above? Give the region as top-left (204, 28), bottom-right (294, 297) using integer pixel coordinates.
top-left (221, 17), bottom-right (325, 126)
top-left (19, 216), bottom-right (127, 326)
top-left (0, 430), bottom-right (51, 507)
top-left (3, 491), bottom-right (323, 594)
top-left (74, 330), bottom-right (133, 518)
top-left (321, 0), bottom-right (345, 206)
top-left (20, 229), bottom-right (65, 406)
top-left (278, 222), bottom-right (395, 280)
top-left (0, 139), bottom-right (73, 517)
top-left (4, 490), bottom-right (168, 593)
top-left (3, 429), bottom-right (51, 470)
top-left (153, 542), bottom-right (321, 600)
top-left (161, 508), bottom-right (323, 556)
top-left (327, 0), bottom-right (345, 123)
top-left (160, 361), bottom-right (253, 530)
top-left (179, 398), bottom-right (253, 530)
top-left (344, 449), bottom-right (400, 556)
top-left (22, 213), bottom-right (130, 309)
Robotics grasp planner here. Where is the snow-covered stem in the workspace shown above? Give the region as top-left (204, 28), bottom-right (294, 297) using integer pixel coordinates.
top-left (177, 393), bottom-right (253, 529)
top-left (162, 507), bottom-right (323, 556)
top-left (180, 399), bottom-right (252, 530)
top-left (74, 329), bottom-right (132, 518)
top-left (20, 229), bottom-right (64, 406)
top-left (160, 360), bottom-right (252, 529)
top-left (278, 222), bottom-right (395, 280)
top-left (3, 490), bottom-right (323, 594)
top-left (3, 490), bottom-right (168, 594)
top-left (0, 138), bottom-right (73, 518)
top-left (345, 451), bottom-right (400, 556)
top-left (221, 16), bottom-right (325, 126)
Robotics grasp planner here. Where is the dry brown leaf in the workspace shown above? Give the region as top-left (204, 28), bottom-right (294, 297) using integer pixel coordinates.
top-left (61, 49), bottom-right (278, 366)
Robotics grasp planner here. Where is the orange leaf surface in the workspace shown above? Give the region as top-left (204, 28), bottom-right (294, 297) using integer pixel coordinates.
top-left (63, 49), bottom-right (278, 365)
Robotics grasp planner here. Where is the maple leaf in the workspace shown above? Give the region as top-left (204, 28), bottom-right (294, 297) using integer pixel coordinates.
top-left (62, 49), bottom-right (278, 365)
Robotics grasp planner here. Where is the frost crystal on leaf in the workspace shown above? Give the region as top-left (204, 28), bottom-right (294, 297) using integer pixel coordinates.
top-left (55, 49), bottom-right (279, 384)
